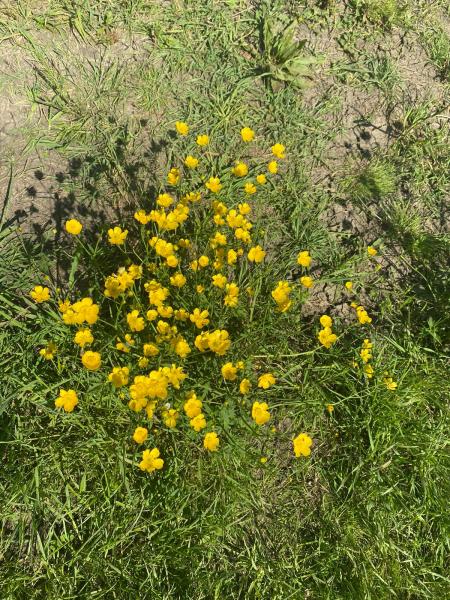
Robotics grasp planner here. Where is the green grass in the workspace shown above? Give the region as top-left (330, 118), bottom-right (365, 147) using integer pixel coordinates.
top-left (421, 24), bottom-right (450, 81)
top-left (1, 1), bottom-right (449, 599)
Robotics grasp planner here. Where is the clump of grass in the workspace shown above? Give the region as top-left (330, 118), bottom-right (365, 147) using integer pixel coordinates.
top-left (421, 25), bottom-right (450, 81)
top-left (343, 160), bottom-right (397, 201)
top-left (365, 54), bottom-right (402, 96)
top-left (352, 0), bottom-right (407, 27)
top-left (366, 0), bottom-right (404, 23)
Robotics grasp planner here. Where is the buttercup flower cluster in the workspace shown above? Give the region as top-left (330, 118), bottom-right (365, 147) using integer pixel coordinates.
top-left (29, 120), bottom-right (395, 475)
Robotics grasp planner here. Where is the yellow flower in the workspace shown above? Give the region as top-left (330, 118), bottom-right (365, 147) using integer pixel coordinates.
top-left (256, 174), bottom-right (267, 185)
top-left (300, 276), bottom-right (314, 288)
top-left (271, 281), bottom-right (292, 312)
top-left (384, 376), bottom-right (398, 390)
top-left (198, 255), bottom-right (209, 268)
top-left (260, 456), bottom-right (268, 464)
top-left (173, 337), bottom-right (191, 358)
top-left (244, 182), bottom-right (257, 194)
top-left (355, 305), bottom-right (372, 325)
top-left (190, 308), bottom-right (209, 329)
top-left (239, 378), bottom-right (251, 395)
top-left (205, 329), bottom-right (231, 355)
top-left (184, 392), bottom-right (202, 418)
top-left (138, 357), bottom-right (149, 368)
top-left (183, 191), bottom-right (201, 203)
top-left (213, 218), bottom-right (224, 230)
top-left (212, 273), bottom-right (227, 289)
top-left (224, 282), bottom-right (239, 308)
top-left (108, 226), bottom-right (128, 245)
top-left (167, 167), bottom-right (180, 185)
top-left (267, 160), bottom-right (278, 174)
top-left (227, 210), bottom-right (244, 230)
top-left (364, 364), bottom-right (374, 378)
top-left (184, 155), bottom-right (199, 168)
top-left (39, 342), bottom-right (56, 360)
top-left (293, 433), bottom-right (312, 457)
top-left (221, 362), bottom-right (238, 381)
top-left (297, 250), bottom-right (311, 268)
top-left (74, 328), bottom-right (93, 348)
top-left (232, 162), bottom-right (249, 177)
top-left (134, 209), bottom-right (151, 224)
top-left (360, 338), bottom-right (373, 363)
top-left (145, 401), bottom-right (157, 419)
top-left (62, 297), bottom-right (99, 325)
top-left (367, 245), bottom-right (378, 257)
top-left (318, 327), bottom-right (337, 349)
top-left (65, 219), bottom-right (82, 235)
top-left (345, 281), bottom-right (353, 290)
top-left (156, 320), bottom-right (171, 338)
top-left (58, 299), bottom-right (71, 313)
top-left (319, 315), bottom-right (332, 329)
top-left (81, 350), bottom-right (101, 371)
top-left (258, 373), bottom-right (276, 389)
top-left (104, 273), bottom-right (130, 299)
top-left (170, 273), bottom-right (187, 288)
top-left (205, 177), bottom-right (222, 193)
top-left (235, 228), bottom-right (251, 244)
top-left (30, 285), bottom-right (50, 303)
top-left (127, 310), bottom-right (145, 332)
top-left (203, 432), bottom-right (219, 451)
top-left (326, 404), bottom-right (334, 413)
top-left (238, 202), bottom-right (251, 215)
top-left (128, 265), bottom-right (142, 280)
top-left (271, 143), bottom-right (286, 159)
top-left (164, 366), bottom-right (186, 389)
top-left (174, 308), bottom-right (189, 321)
top-left (252, 401), bottom-right (270, 425)
top-left (166, 254), bottom-right (178, 268)
top-left (158, 305), bottom-right (173, 319)
top-left (175, 121), bottom-right (189, 135)
top-left (196, 134), bottom-right (209, 146)
top-left (194, 332), bottom-right (209, 353)
top-left (162, 408), bottom-right (179, 428)
top-left (139, 448), bottom-right (164, 473)
top-left (213, 200), bottom-right (227, 215)
top-left (240, 127), bottom-right (255, 142)
top-left (210, 231), bottom-right (227, 249)
top-left (133, 427), bottom-right (148, 444)
top-left (248, 245), bottom-right (266, 263)
top-left (190, 413), bottom-right (207, 432)
top-left (146, 309), bottom-right (158, 321)
top-left (143, 343), bottom-right (159, 357)
top-left (55, 389), bottom-right (78, 412)
top-left (108, 366), bottom-right (129, 387)
top-left (156, 193), bottom-right (174, 208)
top-left (227, 249), bottom-right (238, 265)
